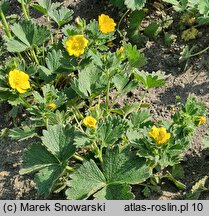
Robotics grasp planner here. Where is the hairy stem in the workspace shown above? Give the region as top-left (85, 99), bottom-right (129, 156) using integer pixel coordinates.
top-left (30, 48), bottom-right (39, 65)
top-left (117, 9), bottom-right (130, 31)
top-left (47, 16), bottom-right (54, 44)
top-left (92, 142), bottom-right (103, 165)
top-left (73, 154), bottom-right (84, 162)
top-left (21, 0), bottom-right (29, 19)
top-left (105, 76), bottom-right (111, 116)
top-left (55, 27), bottom-right (60, 44)
top-left (66, 166), bottom-right (75, 172)
top-left (0, 9), bottom-right (12, 38)
top-left (137, 90), bottom-right (148, 111)
top-left (188, 45), bottom-right (209, 58)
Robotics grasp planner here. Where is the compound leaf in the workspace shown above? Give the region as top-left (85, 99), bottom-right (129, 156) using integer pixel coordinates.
top-left (97, 116), bottom-right (128, 147)
top-left (124, 0), bottom-right (146, 10)
top-left (48, 6), bottom-right (73, 27)
top-left (103, 147), bottom-right (150, 184)
top-left (7, 20), bottom-right (50, 52)
top-left (124, 43), bottom-right (147, 68)
top-left (20, 143), bottom-right (59, 174)
top-left (94, 184), bottom-right (135, 200)
top-left (35, 163), bottom-right (66, 198)
top-left (41, 124), bottom-right (76, 161)
top-left (134, 70), bottom-right (167, 89)
top-left (65, 160), bottom-right (106, 200)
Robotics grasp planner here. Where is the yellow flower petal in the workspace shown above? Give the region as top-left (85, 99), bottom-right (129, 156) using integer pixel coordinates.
top-left (98, 14), bottom-right (116, 34)
top-left (8, 69), bottom-right (30, 93)
top-left (65, 35), bottom-right (88, 57)
top-left (83, 116), bottom-right (97, 129)
top-left (47, 102), bottom-right (57, 109)
top-left (148, 125), bottom-right (170, 145)
top-left (197, 116), bottom-right (206, 126)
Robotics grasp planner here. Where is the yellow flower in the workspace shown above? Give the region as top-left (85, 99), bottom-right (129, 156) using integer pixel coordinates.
top-left (8, 69), bottom-right (30, 93)
top-left (98, 14), bottom-right (116, 34)
top-left (65, 35), bottom-right (88, 57)
top-left (83, 116), bottom-right (97, 129)
top-left (116, 46), bottom-right (124, 55)
top-left (148, 125), bottom-right (171, 145)
top-left (197, 116), bottom-right (206, 126)
top-left (47, 102), bottom-right (56, 109)
top-left (181, 27), bottom-right (198, 41)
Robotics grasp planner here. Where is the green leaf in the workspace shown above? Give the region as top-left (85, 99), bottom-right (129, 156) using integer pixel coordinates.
top-left (124, 43), bottom-right (147, 68)
top-left (20, 143), bottom-right (60, 174)
top-left (127, 11), bottom-right (145, 46)
top-left (144, 22), bottom-right (160, 39)
top-left (19, 124), bottom-right (79, 198)
top-left (116, 102), bottom-right (141, 117)
top-left (171, 164), bottom-right (185, 178)
top-left (6, 39), bottom-right (28, 53)
top-left (112, 73), bottom-right (129, 92)
top-left (7, 20), bottom-right (50, 52)
top-left (94, 184), bottom-right (135, 200)
top-left (197, 0), bottom-right (209, 15)
top-left (66, 147), bottom-right (150, 200)
top-left (48, 6), bottom-right (73, 27)
top-left (130, 110), bottom-right (151, 129)
top-left (183, 95), bottom-right (207, 116)
top-left (9, 127), bottom-right (37, 141)
top-left (124, 0), bottom-right (146, 10)
top-left (103, 147), bottom-right (150, 184)
top-left (35, 163), bottom-right (66, 198)
top-left (128, 10), bottom-right (145, 30)
top-left (45, 49), bottom-right (62, 72)
top-left (162, 0), bottom-right (188, 12)
top-left (32, 0), bottom-right (61, 15)
top-left (65, 160), bottom-right (106, 200)
top-left (165, 171), bottom-right (186, 190)
top-left (38, 66), bottom-right (55, 82)
top-left (109, 0), bottom-right (125, 8)
top-left (0, 0), bottom-right (9, 14)
top-left (97, 116), bottom-right (128, 147)
top-left (41, 125), bottom-right (76, 161)
top-left (134, 70), bottom-right (167, 89)
top-left (17, 0), bottom-right (32, 4)
top-left (71, 64), bottom-right (105, 99)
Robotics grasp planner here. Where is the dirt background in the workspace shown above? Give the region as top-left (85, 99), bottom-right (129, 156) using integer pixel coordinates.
top-left (0, 0), bottom-right (209, 200)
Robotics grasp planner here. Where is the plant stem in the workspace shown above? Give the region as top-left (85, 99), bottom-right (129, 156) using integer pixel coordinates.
top-left (19, 94), bottom-right (31, 109)
top-left (92, 142), bottom-right (103, 164)
top-left (30, 48), bottom-right (39, 65)
top-left (42, 43), bottom-right (45, 65)
top-left (55, 27), bottom-right (60, 44)
top-left (66, 166), bottom-right (75, 172)
top-left (74, 114), bottom-right (85, 133)
top-left (188, 45), bottom-right (209, 58)
top-left (17, 53), bottom-right (25, 65)
top-left (47, 16), bottom-right (54, 44)
top-left (117, 9), bottom-right (130, 31)
top-left (0, 9), bottom-right (12, 38)
top-left (105, 74), bottom-right (111, 116)
top-left (73, 154), bottom-right (84, 162)
top-left (137, 90), bottom-right (148, 111)
top-left (21, 0), bottom-right (29, 19)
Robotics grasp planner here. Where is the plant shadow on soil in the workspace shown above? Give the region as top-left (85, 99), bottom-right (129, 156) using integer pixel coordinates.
top-left (0, 0), bottom-right (209, 199)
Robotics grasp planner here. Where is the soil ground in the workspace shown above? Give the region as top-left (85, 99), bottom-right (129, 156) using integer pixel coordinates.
top-left (0, 0), bottom-right (209, 200)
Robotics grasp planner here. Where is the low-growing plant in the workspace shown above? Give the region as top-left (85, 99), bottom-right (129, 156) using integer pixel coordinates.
top-left (0, 0), bottom-right (208, 200)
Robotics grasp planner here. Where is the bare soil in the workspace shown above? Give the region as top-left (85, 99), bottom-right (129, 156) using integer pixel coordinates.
top-left (0, 0), bottom-right (209, 200)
